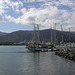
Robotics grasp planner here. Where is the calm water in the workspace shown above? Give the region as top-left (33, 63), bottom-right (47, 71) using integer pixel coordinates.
top-left (0, 46), bottom-right (75, 75)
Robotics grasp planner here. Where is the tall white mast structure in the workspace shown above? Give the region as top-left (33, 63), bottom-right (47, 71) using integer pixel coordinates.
top-left (55, 23), bottom-right (57, 44)
top-left (37, 24), bottom-right (40, 43)
top-left (61, 24), bottom-right (63, 43)
top-left (51, 26), bottom-right (53, 43)
top-left (33, 24), bottom-right (36, 43)
top-left (69, 28), bottom-right (71, 47)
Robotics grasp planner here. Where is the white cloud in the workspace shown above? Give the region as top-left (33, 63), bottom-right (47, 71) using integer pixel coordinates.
top-left (61, 10), bottom-right (70, 19)
top-left (10, 1), bottom-right (23, 10)
top-left (70, 11), bottom-right (75, 23)
top-left (24, 0), bottom-right (35, 3)
top-left (0, 14), bottom-right (3, 22)
top-left (5, 6), bottom-right (60, 26)
top-left (0, 0), bottom-right (23, 22)
top-left (0, 0), bottom-right (75, 31)
top-left (0, 0), bottom-right (6, 14)
top-left (20, 8), bottom-right (27, 14)
top-left (0, 0), bottom-right (23, 14)
top-left (59, 0), bottom-right (75, 7)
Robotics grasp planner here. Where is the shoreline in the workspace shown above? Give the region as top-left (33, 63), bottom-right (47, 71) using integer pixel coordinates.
top-left (55, 47), bottom-right (75, 61)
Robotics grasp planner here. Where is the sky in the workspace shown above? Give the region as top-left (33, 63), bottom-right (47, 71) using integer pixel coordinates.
top-left (0, 0), bottom-right (75, 33)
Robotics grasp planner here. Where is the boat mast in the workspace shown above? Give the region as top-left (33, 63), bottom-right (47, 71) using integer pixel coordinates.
top-left (69, 28), bottom-right (71, 47)
top-left (33, 24), bottom-right (36, 43)
top-left (51, 26), bottom-right (53, 44)
top-left (55, 23), bottom-right (57, 44)
top-left (37, 24), bottom-right (40, 44)
top-left (61, 24), bottom-right (63, 43)
top-left (33, 24), bottom-right (40, 44)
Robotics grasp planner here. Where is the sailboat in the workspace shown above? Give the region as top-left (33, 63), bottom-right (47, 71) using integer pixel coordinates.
top-left (27, 23), bottom-right (61, 52)
top-left (27, 24), bottom-right (49, 51)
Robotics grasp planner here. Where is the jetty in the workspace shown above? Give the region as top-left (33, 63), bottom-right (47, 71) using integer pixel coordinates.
top-left (55, 46), bottom-right (75, 61)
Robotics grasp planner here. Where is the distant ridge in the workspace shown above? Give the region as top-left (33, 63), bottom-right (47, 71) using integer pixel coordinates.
top-left (0, 31), bottom-right (8, 36)
top-left (0, 29), bottom-right (75, 42)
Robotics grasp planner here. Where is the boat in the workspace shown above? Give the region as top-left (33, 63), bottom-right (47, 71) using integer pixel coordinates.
top-left (26, 23), bottom-right (66, 52)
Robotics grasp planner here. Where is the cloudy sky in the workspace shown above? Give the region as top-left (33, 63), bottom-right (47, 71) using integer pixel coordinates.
top-left (0, 0), bottom-right (75, 32)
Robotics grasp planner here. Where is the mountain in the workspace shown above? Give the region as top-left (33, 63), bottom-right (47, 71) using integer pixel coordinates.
top-left (0, 30), bottom-right (33, 42)
top-left (0, 32), bottom-right (8, 36)
top-left (0, 29), bottom-right (75, 43)
top-left (72, 32), bottom-right (75, 34)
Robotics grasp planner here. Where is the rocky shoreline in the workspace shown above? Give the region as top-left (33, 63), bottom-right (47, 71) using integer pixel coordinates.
top-left (55, 47), bottom-right (75, 61)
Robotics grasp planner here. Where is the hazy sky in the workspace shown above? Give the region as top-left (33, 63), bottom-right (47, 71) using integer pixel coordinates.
top-left (0, 0), bottom-right (75, 33)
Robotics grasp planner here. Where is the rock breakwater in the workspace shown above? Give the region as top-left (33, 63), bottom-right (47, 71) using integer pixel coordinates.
top-left (55, 47), bottom-right (75, 61)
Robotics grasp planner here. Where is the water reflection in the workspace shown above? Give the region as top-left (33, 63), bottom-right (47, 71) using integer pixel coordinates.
top-left (0, 46), bottom-right (75, 75)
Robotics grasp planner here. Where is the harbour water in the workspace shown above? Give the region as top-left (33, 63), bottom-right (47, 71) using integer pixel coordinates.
top-left (0, 46), bottom-right (75, 75)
